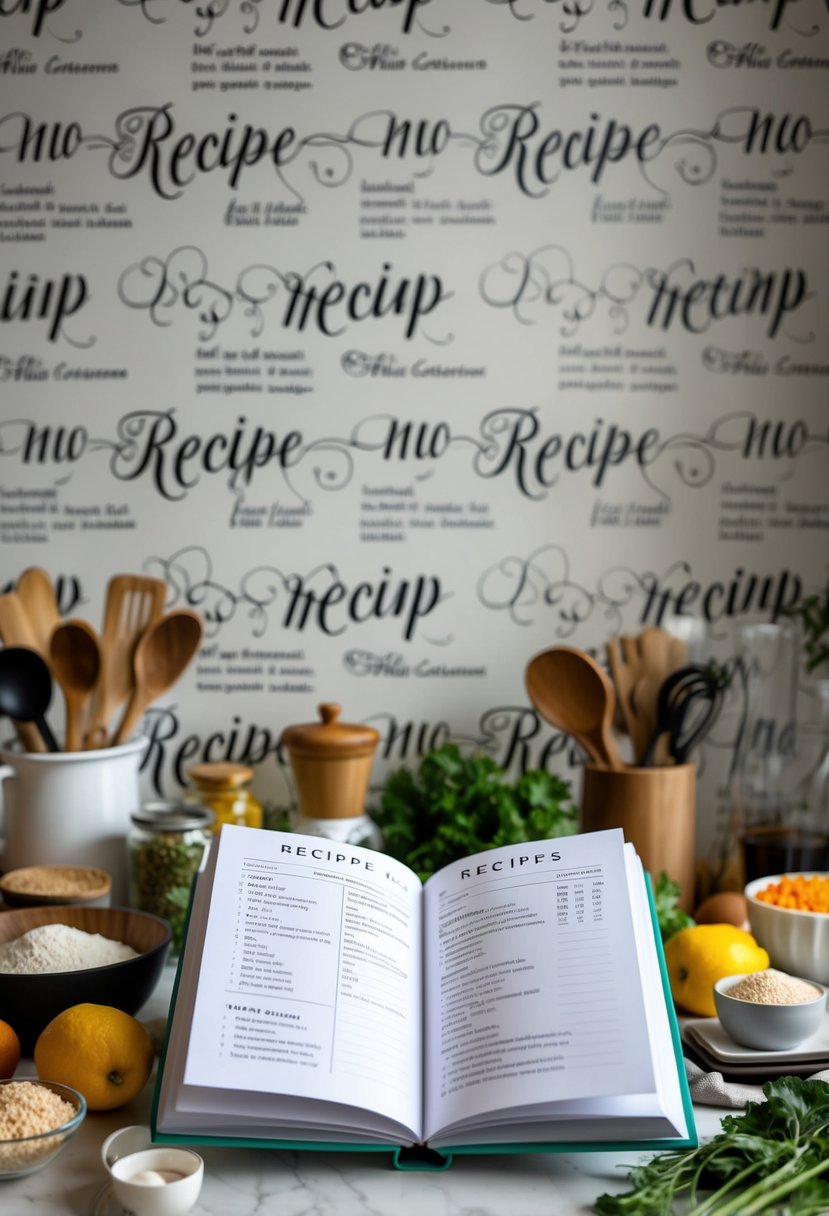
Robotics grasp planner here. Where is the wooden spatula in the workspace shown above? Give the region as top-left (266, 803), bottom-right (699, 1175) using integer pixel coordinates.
top-left (16, 567), bottom-right (61, 658)
top-left (631, 628), bottom-right (689, 765)
top-left (606, 634), bottom-right (650, 762)
top-left (85, 574), bottom-right (167, 748)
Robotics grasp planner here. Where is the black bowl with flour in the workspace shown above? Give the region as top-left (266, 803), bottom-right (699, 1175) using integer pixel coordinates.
top-left (0, 905), bottom-right (171, 1054)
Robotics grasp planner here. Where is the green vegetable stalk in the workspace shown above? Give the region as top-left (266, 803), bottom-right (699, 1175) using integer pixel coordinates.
top-left (369, 744), bottom-right (577, 880)
top-left (595, 1077), bottom-right (829, 1215)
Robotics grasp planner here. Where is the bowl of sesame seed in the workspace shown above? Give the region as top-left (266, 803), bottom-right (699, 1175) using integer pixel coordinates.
top-left (714, 970), bottom-right (827, 1051)
top-left (0, 1078), bottom-right (86, 1179)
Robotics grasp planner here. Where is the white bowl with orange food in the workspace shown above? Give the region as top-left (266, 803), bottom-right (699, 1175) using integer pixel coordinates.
top-left (745, 873), bottom-right (829, 986)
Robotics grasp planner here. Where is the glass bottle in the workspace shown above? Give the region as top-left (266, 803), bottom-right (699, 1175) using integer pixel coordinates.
top-left (733, 621), bottom-right (829, 882)
top-left (127, 802), bottom-right (215, 955)
top-left (798, 676), bottom-right (829, 831)
top-left (280, 703), bottom-right (383, 849)
top-left (184, 762), bottom-right (264, 831)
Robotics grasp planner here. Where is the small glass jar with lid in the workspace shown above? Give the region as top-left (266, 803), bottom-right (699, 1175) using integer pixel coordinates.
top-left (184, 762), bottom-right (264, 831)
top-left (127, 802), bottom-right (215, 955)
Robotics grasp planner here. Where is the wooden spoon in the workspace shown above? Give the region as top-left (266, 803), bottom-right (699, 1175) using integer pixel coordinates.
top-left (0, 591), bottom-right (47, 752)
top-left (86, 574), bottom-right (167, 748)
top-left (49, 619), bottom-right (102, 752)
top-left (16, 567), bottom-right (61, 658)
top-left (525, 645), bottom-right (624, 769)
top-left (112, 609), bottom-right (203, 746)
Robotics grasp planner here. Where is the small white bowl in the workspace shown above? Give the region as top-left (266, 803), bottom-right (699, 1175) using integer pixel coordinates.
top-left (101, 1126), bottom-right (204, 1216)
top-left (746, 874), bottom-right (829, 985)
top-left (714, 972), bottom-right (826, 1051)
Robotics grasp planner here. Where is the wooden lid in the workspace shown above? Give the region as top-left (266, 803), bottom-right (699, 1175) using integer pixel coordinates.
top-left (186, 761), bottom-right (254, 789)
top-left (280, 703), bottom-right (380, 761)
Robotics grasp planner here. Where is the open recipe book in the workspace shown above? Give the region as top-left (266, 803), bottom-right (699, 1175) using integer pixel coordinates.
top-left (152, 824), bottom-right (695, 1164)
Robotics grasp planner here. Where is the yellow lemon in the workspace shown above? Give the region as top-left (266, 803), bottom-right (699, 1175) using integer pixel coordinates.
top-left (664, 924), bottom-right (770, 1017)
top-left (34, 1003), bottom-right (154, 1111)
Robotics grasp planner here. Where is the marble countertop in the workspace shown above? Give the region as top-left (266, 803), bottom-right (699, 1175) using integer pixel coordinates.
top-left (10, 965), bottom-right (727, 1216)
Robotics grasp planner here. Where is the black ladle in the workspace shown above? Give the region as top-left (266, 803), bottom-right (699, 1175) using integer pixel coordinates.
top-left (0, 646), bottom-right (59, 752)
top-left (642, 663), bottom-right (727, 766)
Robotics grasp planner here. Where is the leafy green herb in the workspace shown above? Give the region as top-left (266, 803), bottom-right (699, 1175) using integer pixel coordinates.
top-left (781, 576), bottom-right (829, 674)
top-left (369, 744), bottom-right (576, 880)
top-left (594, 1076), bottom-right (829, 1215)
top-left (653, 871), bottom-right (695, 942)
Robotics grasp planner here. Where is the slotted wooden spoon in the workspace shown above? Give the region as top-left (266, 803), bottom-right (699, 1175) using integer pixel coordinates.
top-left (49, 619), bottom-right (102, 752)
top-left (85, 574), bottom-right (167, 748)
top-left (112, 608), bottom-right (203, 746)
top-left (606, 633), bottom-right (650, 762)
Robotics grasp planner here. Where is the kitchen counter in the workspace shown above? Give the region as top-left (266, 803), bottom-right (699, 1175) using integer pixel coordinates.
top-left (10, 964), bottom-right (726, 1216)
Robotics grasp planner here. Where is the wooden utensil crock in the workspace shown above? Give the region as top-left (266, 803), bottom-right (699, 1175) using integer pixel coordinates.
top-left (580, 763), bottom-right (697, 911)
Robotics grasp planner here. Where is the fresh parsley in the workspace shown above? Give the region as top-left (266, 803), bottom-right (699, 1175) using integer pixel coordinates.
top-left (369, 744), bottom-right (576, 880)
top-left (595, 1076), bottom-right (829, 1215)
top-left (653, 871), bottom-right (695, 942)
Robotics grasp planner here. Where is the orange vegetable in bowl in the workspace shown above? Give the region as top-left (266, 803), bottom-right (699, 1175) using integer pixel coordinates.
top-left (754, 874), bottom-right (829, 913)
top-left (745, 873), bottom-right (829, 986)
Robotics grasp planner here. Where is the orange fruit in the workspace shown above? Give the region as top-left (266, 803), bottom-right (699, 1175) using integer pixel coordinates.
top-left (664, 924), bottom-right (770, 1017)
top-left (34, 1003), bottom-right (154, 1111)
top-left (0, 1019), bottom-right (21, 1079)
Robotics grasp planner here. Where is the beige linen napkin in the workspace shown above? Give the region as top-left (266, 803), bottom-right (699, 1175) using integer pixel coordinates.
top-left (685, 1060), bottom-right (829, 1108)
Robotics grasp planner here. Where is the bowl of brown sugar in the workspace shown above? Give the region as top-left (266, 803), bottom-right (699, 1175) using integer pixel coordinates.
top-left (714, 969), bottom-right (827, 1051)
top-left (0, 865), bottom-right (112, 909)
top-left (0, 1079), bottom-right (86, 1179)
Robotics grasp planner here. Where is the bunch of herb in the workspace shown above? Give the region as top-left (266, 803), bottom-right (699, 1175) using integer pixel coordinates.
top-left (653, 871), bottom-right (695, 942)
top-left (369, 744), bottom-right (576, 880)
top-left (781, 575), bottom-right (829, 674)
top-left (594, 1076), bottom-right (829, 1215)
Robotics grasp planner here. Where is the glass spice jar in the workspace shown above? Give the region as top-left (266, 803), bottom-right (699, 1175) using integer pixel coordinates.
top-left (127, 802), bottom-right (215, 955)
top-left (184, 762), bottom-right (264, 831)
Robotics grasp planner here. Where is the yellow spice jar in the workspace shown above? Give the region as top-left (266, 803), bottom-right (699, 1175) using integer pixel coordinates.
top-left (184, 762), bottom-right (264, 831)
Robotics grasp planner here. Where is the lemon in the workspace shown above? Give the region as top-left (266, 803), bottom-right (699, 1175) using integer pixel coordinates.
top-left (34, 1003), bottom-right (154, 1111)
top-left (664, 924), bottom-right (769, 1017)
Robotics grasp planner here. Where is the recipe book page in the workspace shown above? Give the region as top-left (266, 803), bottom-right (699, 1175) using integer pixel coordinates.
top-left (179, 826), bottom-right (424, 1138)
top-left (422, 828), bottom-right (656, 1142)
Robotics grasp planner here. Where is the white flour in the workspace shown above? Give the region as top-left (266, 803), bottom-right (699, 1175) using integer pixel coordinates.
top-left (0, 924), bottom-right (138, 974)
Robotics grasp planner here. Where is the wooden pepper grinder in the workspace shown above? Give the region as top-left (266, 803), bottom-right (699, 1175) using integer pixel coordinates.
top-left (280, 703), bottom-right (382, 848)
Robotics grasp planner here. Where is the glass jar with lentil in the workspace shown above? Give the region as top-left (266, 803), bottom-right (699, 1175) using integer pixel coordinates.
top-left (127, 802), bottom-right (215, 955)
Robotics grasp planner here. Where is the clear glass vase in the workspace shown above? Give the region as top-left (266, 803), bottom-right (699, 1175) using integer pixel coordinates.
top-left (797, 676), bottom-right (829, 831)
top-left (732, 623), bottom-right (829, 882)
